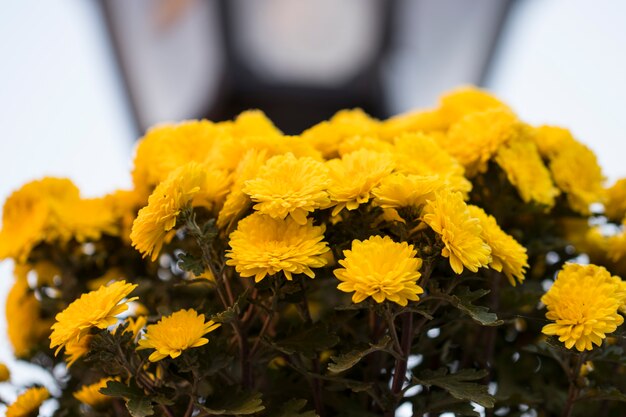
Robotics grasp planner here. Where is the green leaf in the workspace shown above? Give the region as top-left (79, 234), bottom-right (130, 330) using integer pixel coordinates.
top-left (100, 380), bottom-right (154, 417)
top-left (412, 391), bottom-right (480, 416)
top-left (176, 252), bottom-right (205, 276)
top-left (199, 391), bottom-right (265, 415)
top-left (414, 368), bottom-right (495, 408)
top-left (328, 336), bottom-right (393, 373)
top-left (211, 288), bottom-right (250, 324)
top-left (579, 387), bottom-right (626, 402)
top-left (274, 322), bottom-right (339, 358)
top-left (451, 287), bottom-right (502, 326)
top-left (273, 399), bottom-right (318, 417)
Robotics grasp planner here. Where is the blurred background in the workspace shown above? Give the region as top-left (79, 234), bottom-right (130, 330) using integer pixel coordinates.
top-left (1, 0), bottom-right (625, 414)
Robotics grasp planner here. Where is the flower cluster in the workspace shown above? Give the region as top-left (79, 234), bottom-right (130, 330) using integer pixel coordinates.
top-left (2, 86), bottom-right (625, 416)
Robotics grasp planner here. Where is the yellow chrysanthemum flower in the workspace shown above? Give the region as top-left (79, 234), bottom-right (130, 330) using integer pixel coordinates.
top-left (74, 378), bottom-right (115, 407)
top-left (6, 387), bottom-right (49, 417)
top-left (226, 213), bottom-right (329, 282)
top-left (50, 281), bottom-right (138, 355)
top-left (137, 309), bottom-right (220, 362)
top-left (0, 363), bottom-right (10, 382)
top-left (65, 334), bottom-right (92, 367)
top-left (54, 197), bottom-right (119, 243)
top-left (6, 275), bottom-right (50, 358)
top-left (393, 133), bottom-right (471, 195)
top-left (103, 189), bottom-right (146, 243)
top-left (494, 136), bottom-right (559, 207)
top-left (379, 109), bottom-right (447, 141)
top-left (442, 108), bottom-right (522, 176)
top-left (605, 178), bottom-right (626, 222)
top-left (0, 178), bottom-right (74, 261)
top-left (302, 108), bottom-right (380, 158)
top-left (193, 168), bottom-right (232, 213)
top-left (338, 136), bottom-right (393, 156)
top-left (437, 86), bottom-right (511, 126)
top-left (244, 153), bottom-right (330, 225)
top-left (132, 120), bottom-right (217, 193)
top-left (373, 173), bottom-right (446, 209)
top-left (334, 235), bottom-right (423, 306)
top-left (230, 109), bottom-right (283, 138)
top-left (131, 162), bottom-right (206, 261)
top-left (422, 191), bottom-right (491, 274)
top-left (534, 126), bottom-right (605, 215)
top-left (468, 206), bottom-right (528, 285)
top-left (542, 264), bottom-right (625, 351)
top-left (217, 149), bottom-right (268, 229)
top-left (550, 148), bottom-right (605, 215)
top-left (327, 149), bottom-right (394, 216)
top-left (532, 125), bottom-right (573, 158)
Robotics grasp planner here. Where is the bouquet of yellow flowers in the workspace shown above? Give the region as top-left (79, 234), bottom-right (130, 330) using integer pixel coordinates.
top-left (2, 87), bottom-right (626, 417)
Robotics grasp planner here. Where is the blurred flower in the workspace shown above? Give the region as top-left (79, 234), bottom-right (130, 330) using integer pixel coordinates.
top-left (74, 378), bottom-right (115, 408)
top-left (7, 387), bottom-right (49, 417)
top-left (379, 109), bottom-right (447, 141)
top-left (422, 191), bottom-right (491, 274)
top-left (334, 235), bottom-right (423, 306)
top-left (442, 108), bottom-right (522, 176)
top-left (65, 334), bottom-right (92, 367)
top-left (373, 173), bottom-right (446, 210)
top-left (50, 281), bottom-right (138, 355)
top-left (131, 162), bottom-right (206, 261)
top-left (605, 178), bottom-right (626, 222)
top-left (338, 136), bottom-right (393, 156)
top-left (327, 149), bottom-right (394, 216)
top-left (244, 153), bottom-right (330, 225)
top-left (0, 177), bottom-right (116, 262)
top-left (137, 309), bottom-right (220, 362)
top-left (6, 273), bottom-right (50, 358)
top-left (217, 149), bottom-right (268, 229)
top-left (0, 363), bottom-right (10, 382)
top-left (437, 86), bottom-right (511, 126)
top-left (132, 120), bottom-right (217, 193)
top-left (542, 264), bottom-right (624, 351)
top-left (494, 136), bottom-right (559, 207)
top-left (226, 213), bottom-right (329, 282)
top-left (469, 205), bottom-right (528, 285)
top-left (392, 133), bottom-right (471, 195)
top-left (534, 126), bottom-right (605, 215)
top-left (302, 108), bottom-right (380, 158)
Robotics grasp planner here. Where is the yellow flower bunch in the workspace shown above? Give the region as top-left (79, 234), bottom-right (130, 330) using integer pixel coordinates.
top-left (3, 86), bottom-right (623, 416)
top-left (0, 178), bottom-right (118, 262)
